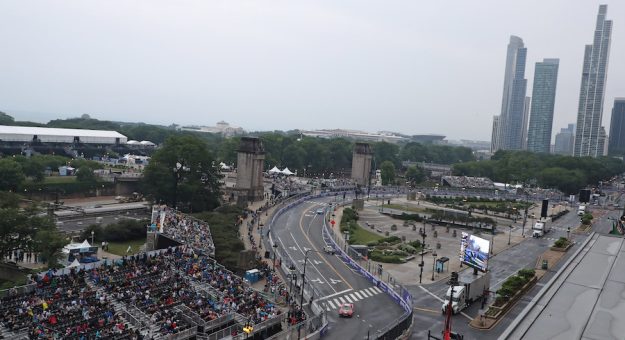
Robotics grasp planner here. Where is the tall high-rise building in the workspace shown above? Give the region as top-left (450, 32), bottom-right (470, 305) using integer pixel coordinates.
top-left (527, 59), bottom-right (560, 153)
top-left (491, 116), bottom-right (500, 153)
top-left (554, 124), bottom-right (575, 155)
top-left (573, 5), bottom-right (612, 157)
top-left (521, 97), bottom-right (531, 149)
top-left (493, 35), bottom-right (528, 151)
top-left (608, 99), bottom-right (625, 155)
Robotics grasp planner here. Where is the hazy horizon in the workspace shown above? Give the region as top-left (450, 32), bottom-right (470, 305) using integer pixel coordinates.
top-left (1, 1), bottom-right (624, 141)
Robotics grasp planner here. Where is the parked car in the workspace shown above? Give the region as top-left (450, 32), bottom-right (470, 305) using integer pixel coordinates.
top-left (338, 303), bottom-right (354, 317)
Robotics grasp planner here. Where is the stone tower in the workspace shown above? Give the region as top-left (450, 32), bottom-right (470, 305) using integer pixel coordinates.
top-left (351, 142), bottom-right (373, 186)
top-left (236, 137), bottom-right (265, 203)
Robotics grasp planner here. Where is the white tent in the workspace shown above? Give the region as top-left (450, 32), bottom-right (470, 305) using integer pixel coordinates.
top-left (268, 166), bottom-right (281, 174)
top-left (219, 162), bottom-right (231, 170)
top-left (281, 167), bottom-right (294, 176)
top-left (67, 259), bottom-right (81, 268)
top-left (80, 240), bottom-right (91, 248)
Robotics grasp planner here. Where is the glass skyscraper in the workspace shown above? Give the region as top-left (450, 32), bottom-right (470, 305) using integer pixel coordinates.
top-left (527, 59), bottom-right (560, 153)
top-left (608, 99), bottom-right (625, 155)
top-left (492, 36), bottom-right (528, 151)
top-left (573, 5), bottom-right (612, 157)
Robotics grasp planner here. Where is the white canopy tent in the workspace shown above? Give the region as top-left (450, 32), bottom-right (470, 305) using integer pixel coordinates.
top-left (268, 166), bottom-right (281, 174)
top-left (281, 168), bottom-right (294, 176)
top-left (66, 259), bottom-right (81, 268)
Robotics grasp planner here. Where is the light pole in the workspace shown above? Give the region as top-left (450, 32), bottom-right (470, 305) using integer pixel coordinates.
top-left (419, 230), bottom-right (427, 283)
top-left (343, 231), bottom-right (350, 252)
top-left (567, 227), bottom-right (571, 240)
top-left (173, 162), bottom-right (182, 209)
top-left (300, 249), bottom-right (323, 307)
top-left (272, 244), bottom-right (278, 272)
top-left (508, 225), bottom-right (512, 245)
top-left (431, 251), bottom-right (437, 281)
top-left (91, 230), bottom-right (94, 245)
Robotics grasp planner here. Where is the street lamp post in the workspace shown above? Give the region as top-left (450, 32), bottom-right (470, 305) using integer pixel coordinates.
top-left (300, 249), bottom-right (323, 307)
top-left (567, 227), bottom-right (571, 240)
top-left (173, 162), bottom-right (183, 209)
top-left (344, 231), bottom-right (350, 252)
top-left (91, 230), bottom-right (94, 245)
top-left (272, 244), bottom-right (278, 272)
top-left (431, 251), bottom-right (437, 281)
top-left (419, 230), bottom-right (427, 284)
top-left (508, 225), bottom-right (512, 245)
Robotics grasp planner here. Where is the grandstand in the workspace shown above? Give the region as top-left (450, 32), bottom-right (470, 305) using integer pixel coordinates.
top-left (0, 208), bottom-right (301, 340)
top-left (441, 175), bottom-right (495, 189)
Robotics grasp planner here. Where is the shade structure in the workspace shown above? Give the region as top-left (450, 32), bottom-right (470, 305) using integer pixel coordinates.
top-left (268, 166), bottom-right (281, 174)
top-left (281, 167), bottom-right (294, 175)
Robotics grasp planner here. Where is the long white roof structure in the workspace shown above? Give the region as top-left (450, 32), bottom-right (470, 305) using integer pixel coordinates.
top-left (0, 125), bottom-right (127, 144)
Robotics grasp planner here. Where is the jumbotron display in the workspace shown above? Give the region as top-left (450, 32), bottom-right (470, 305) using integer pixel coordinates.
top-left (459, 232), bottom-right (490, 272)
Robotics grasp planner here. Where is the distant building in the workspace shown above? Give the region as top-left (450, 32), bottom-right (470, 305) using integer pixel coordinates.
top-left (527, 59), bottom-right (560, 153)
top-left (0, 125), bottom-right (127, 144)
top-left (609, 99), bottom-right (625, 155)
top-left (521, 96), bottom-right (531, 149)
top-left (574, 5), bottom-right (613, 157)
top-left (493, 35), bottom-right (528, 151)
top-left (554, 124), bottom-right (575, 155)
top-left (491, 116), bottom-right (500, 153)
top-left (300, 129), bottom-right (412, 143)
top-left (180, 121), bottom-right (245, 137)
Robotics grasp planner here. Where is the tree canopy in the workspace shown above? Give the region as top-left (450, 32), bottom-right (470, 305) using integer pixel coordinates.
top-left (453, 150), bottom-right (625, 194)
top-left (142, 134), bottom-right (222, 212)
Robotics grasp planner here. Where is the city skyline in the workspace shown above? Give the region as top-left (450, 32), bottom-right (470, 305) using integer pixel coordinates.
top-left (0, 1), bottom-right (624, 142)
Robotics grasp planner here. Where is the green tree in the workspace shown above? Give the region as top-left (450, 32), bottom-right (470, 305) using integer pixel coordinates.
top-left (405, 165), bottom-right (425, 186)
top-left (76, 166), bottom-right (97, 187)
top-left (142, 134), bottom-right (222, 212)
top-left (380, 161), bottom-right (396, 185)
top-left (373, 142), bottom-right (400, 167)
top-left (0, 112), bottom-right (15, 125)
top-left (0, 159), bottom-right (25, 191)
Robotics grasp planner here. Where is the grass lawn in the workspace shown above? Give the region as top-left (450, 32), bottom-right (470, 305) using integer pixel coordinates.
top-left (44, 176), bottom-right (77, 184)
top-left (349, 223), bottom-right (384, 245)
top-left (0, 273), bottom-right (28, 291)
top-left (106, 238), bottom-right (146, 256)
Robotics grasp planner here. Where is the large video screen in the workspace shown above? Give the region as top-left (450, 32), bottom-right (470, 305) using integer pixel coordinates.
top-left (459, 232), bottom-right (490, 272)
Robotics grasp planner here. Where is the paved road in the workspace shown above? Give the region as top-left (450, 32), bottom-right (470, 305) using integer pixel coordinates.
top-left (270, 196), bottom-right (406, 340)
top-left (57, 213), bottom-right (149, 233)
top-left (407, 207), bottom-right (596, 340)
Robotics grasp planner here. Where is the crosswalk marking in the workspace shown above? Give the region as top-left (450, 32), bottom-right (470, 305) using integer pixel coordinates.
top-left (365, 287), bottom-right (376, 296)
top-left (344, 295), bottom-right (353, 303)
top-left (338, 297), bottom-right (346, 304)
top-left (327, 300), bottom-right (336, 309)
top-left (372, 286), bottom-right (383, 294)
top-left (354, 291), bottom-right (363, 299)
top-left (360, 289), bottom-right (371, 297)
top-left (348, 293), bottom-right (359, 301)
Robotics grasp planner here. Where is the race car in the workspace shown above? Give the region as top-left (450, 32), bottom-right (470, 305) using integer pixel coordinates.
top-left (338, 303), bottom-right (354, 317)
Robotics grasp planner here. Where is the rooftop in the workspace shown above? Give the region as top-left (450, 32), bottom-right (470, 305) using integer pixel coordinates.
top-left (0, 125), bottom-right (126, 138)
top-left (501, 233), bottom-right (625, 340)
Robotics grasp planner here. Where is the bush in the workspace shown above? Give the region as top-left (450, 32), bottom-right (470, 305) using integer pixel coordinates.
top-left (390, 224), bottom-right (397, 231)
top-left (554, 237), bottom-right (570, 248)
top-left (518, 268), bottom-right (535, 281)
top-left (369, 250), bottom-right (404, 263)
top-left (398, 244), bottom-right (417, 254)
top-left (81, 219), bottom-right (148, 243)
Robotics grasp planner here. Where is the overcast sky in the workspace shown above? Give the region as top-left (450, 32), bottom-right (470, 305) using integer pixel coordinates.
top-left (1, 1), bottom-right (623, 141)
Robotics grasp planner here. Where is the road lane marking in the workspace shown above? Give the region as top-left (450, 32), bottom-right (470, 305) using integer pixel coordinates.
top-left (317, 288), bottom-right (352, 301)
top-left (297, 204), bottom-right (354, 290)
top-left (348, 293), bottom-right (359, 301)
top-left (344, 295), bottom-right (353, 303)
top-left (289, 231), bottom-right (337, 293)
top-left (360, 289), bottom-right (371, 297)
top-left (413, 306), bottom-right (440, 314)
top-left (354, 292), bottom-right (363, 299)
top-left (338, 297), bottom-right (346, 304)
top-left (327, 300), bottom-right (337, 309)
top-left (418, 285), bottom-right (472, 320)
top-left (372, 287), bottom-right (383, 294)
